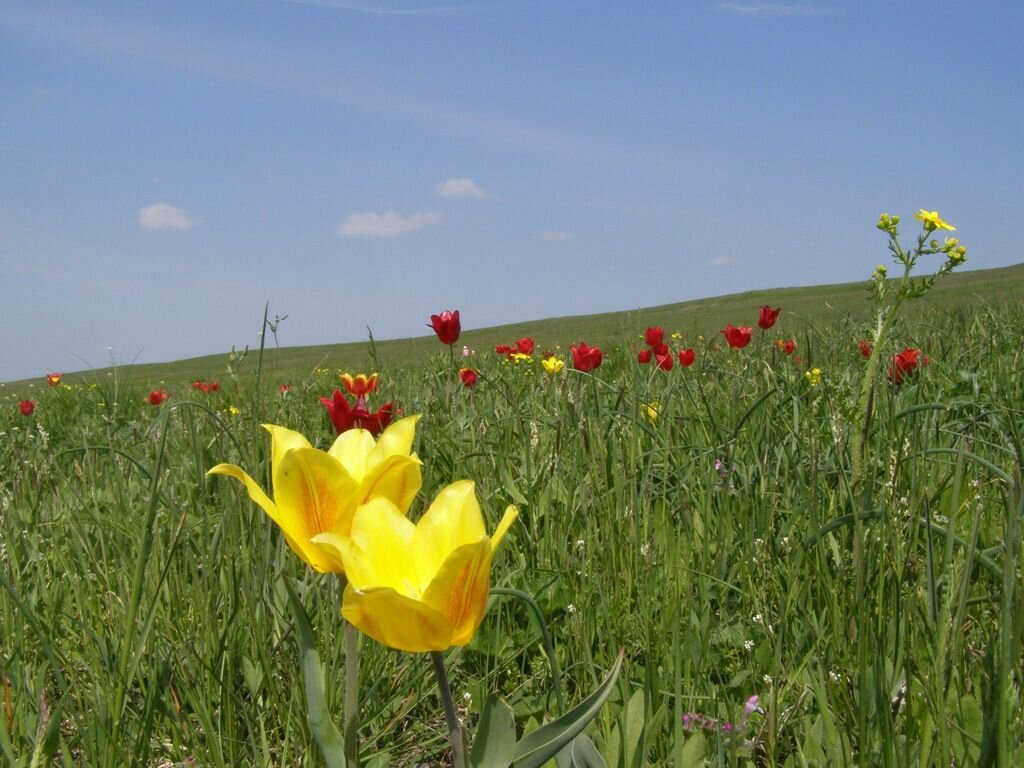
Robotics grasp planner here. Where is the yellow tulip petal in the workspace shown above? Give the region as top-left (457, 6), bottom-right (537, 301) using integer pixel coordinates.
top-left (272, 447), bottom-right (360, 570)
top-left (367, 414), bottom-right (420, 470)
top-left (309, 531), bottom-right (349, 573)
top-left (413, 480), bottom-right (485, 585)
top-left (360, 454), bottom-right (423, 513)
top-left (422, 540), bottom-right (493, 647)
top-left (328, 429), bottom-right (376, 479)
top-left (263, 424), bottom-right (311, 493)
top-left (490, 505), bottom-right (519, 549)
top-left (343, 498), bottom-right (417, 593)
top-left (342, 584), bottom-right (453, 653)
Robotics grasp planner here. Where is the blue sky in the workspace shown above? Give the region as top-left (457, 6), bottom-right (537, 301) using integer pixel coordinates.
top-left (2, 1), bottom-right (1022, 382)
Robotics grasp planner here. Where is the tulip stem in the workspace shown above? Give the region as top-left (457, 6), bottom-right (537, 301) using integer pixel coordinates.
top-left (342, 584), bottom-right (360, 767)
top-left (430, 650), bottom-right (466, 768)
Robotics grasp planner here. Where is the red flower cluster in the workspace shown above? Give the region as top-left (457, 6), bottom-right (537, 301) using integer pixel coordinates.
top-left (721, 324), bottom-right (753, 349)
top-left (459, 368), bottom-right (478, 387)
top-left (888, 348), bottom-right (929, 384)
top-left (19, 400), bottom-right (36, 416)
top-left (571, 342), bottom-right (603, 372)
top-left (637, 326), bottom-right (674, 371)
top-left (148, 389), bottom-right (169, 406)
top-left (320, 372), bottom-right (393, 436)
top-left (494, 337), bottom-right (535, 358)
top-left (192, 380), bottom-right (220, 393)
top-left (429, 310), bottom-right (461, 346)
top-left (774, 339), bottom-right (796, 355)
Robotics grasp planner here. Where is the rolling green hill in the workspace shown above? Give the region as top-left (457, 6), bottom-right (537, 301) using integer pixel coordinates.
top-left (8, 262), bottom-right (1024, 391)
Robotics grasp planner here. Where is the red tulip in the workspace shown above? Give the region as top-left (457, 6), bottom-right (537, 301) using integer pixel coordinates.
top-left (645, 326), bottom-right (664, 348)
top-left (494, 344), bottom-right (514, 357)
top-left (148, 389), bottom-right (169, 406)
top-left (758, 305), bottom-right (781, 330)
top-left (678, 348), bottom-right (696, 367)
top-left (888, 348), bottom-right (929, 385)
top-left (46, 372), bottom-right (63, 387)
top-left (859, 340), bottom-right (872, 359)
top-left (19, 400), bottom-right (36, 416)
top-left (654, 347), bottom-right (673, 371)
top-left (721, 324), bottom-right (753, 349)
top-left (429, 310), bottom-right (461, 345)
top-left (571, 342), bottom-right (603, 372)
top-left (341, 373), bottom-right (378, 397)
top-left (459, 368), bottom-right (478, 387)
top-left (278, 384), bottom-right (292, 395)
top-left (320, 389), bottom-right (394, 436)
top-left (774, 339), bottom-right (796, 355)
top-left (515, 337), bottom-right (535, 355)
top-left (638, 348), bottom-right (652, 364)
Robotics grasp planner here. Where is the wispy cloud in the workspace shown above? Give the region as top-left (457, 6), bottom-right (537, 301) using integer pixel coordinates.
top-left (708, 255), bottom-right (741, 267)
top-left (337, 211), bottom-right (441, 237)
top-left (537, 229), bottom-right (575, 242)
top-left (718, 2), bottom-right (838, 16)
top-left (138, 203), bottom-right (196, 231)
top-left (284, 0), bottom-right (486, 15)
top-left (434, 177), bottom-right (487, 199)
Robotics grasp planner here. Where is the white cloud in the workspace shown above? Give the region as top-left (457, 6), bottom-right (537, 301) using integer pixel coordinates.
top-left (718, 3), bottom-right (837, 16)
top-left (138, 202), bottom-right (195, 231)
top-left (537, 229), bottom-right (575, 242)
top-left (708, 256), bottom-right (741, 267)
top-left (434, 177), bottom-right (487, 199)
top-left (337, 211), bottom-right (441, 237)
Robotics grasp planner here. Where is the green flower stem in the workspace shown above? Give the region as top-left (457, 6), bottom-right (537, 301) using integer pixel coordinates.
top-left (341, 576), bottom-right (360, 767)
top-left (431, 650), bottom-right (466, 768)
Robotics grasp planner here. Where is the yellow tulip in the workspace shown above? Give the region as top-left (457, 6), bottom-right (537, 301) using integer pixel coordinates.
top-left (312, 480), bottom-right (518, 652)
top-left (207, 415), bottom-right (422, 573)
top-left (541, 356), bottom-right (565, 375)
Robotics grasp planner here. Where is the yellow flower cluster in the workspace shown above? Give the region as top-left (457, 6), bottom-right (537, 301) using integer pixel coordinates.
top-left (804, 368), bottom-right (823, 387)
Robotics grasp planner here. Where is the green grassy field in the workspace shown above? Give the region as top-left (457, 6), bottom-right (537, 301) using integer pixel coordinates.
top-left (2, 262), bottom-right (1023, 766)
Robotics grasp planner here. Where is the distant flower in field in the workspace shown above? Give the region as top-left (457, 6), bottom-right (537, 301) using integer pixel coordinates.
top-left (642, 401), bottom-right (659, 422)
top-left (192, 380), bottom-right (220, 394)
top-left (278, 384), bottom-right (292, 395)
top-left (645, 326), bottom-right (665, 348)
top-left (638, 348), bottom-right (652, 364)
top-left (310, 480), bottom-right (517, 651)
top-left (774, 339), bottom-right (796, 355)
top-left (757, 305), bottom-right (781, 330)
top-left (19, 400), bottom-right (35, 416)
top-left (571, 342), bottom-right (603, 372)
top-left (508, 352), bottom-right (531, 365)
top-left (46, 373), bottom-right (63, 387)
top-left (678, 348), bottom-right (696, 367)
top-left (225, 405), bottom-right (240, 416)
top-left (429, 309), bottom-right (461, 345)
top-left (654, 347), bottom-right (673, 371)
top-left (542, 356), bottom-right (565, 376)
top-left (858, 339), bottom-right (872, 358)
top-left (459, 368), bottom-right (478, 387)
top-left (515, 337), bottom-right (535, 355)
top-left (804, 367), bottom-right (822, 387)
top-left (321, 388), bottom-right (394, 437)
top-left (208, 416), bottom-right (423, 574)
top-left (147, 389), bottom-right (169, 406)
top-left (494, 343), bottom-right (514, 357)
top-left (722, 324), bottom-right (753, 349)
top-left (888, 347), bottom-right (929, 384)
top-left (340, 372), bottom-right (378, 397)
top-left (671, 331), bottom-right (683, 340)
top-left (462, 345), bottom-right (471, 358)
top-left (914, 209), bottom-right (956, 232)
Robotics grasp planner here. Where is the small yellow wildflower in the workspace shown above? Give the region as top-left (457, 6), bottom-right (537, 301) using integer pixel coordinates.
top-left (804, 368), bottom-right (822, 387)
top-left (225, 405), bottom-right (241, 416)
top-left (509, 352), bottom-right (532, 364)
top-left (671, 332), bottom-right (683, 340)
top-left (914, 209), bottom-right (955, 232)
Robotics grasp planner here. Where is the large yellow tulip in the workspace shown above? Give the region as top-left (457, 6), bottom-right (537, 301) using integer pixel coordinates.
top-left (207, 415), bottom-right (422, 573)
top-left (312, 480), bottom-right (517, 652)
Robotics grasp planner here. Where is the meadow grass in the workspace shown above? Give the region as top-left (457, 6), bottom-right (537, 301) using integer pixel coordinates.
top-left (1, 285), bottom-right (1023, 766)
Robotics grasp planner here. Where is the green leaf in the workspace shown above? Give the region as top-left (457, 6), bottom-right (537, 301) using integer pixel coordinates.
top-left (679, 731), bottom-right (706, 768)
top-left (556, 734), bottom-right (607, 768)
top-left (284, 578), bottom-right (346, 768)
top-left (470, 695), bottom-right (517, 768)
top-left (512, 648), bottom-right (625, 768)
